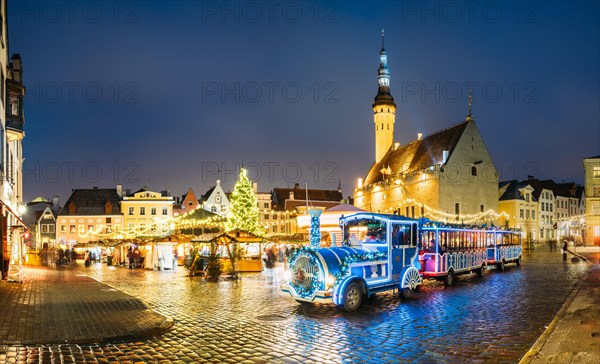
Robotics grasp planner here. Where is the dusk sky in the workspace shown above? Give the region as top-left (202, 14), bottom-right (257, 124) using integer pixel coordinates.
top-left (8, 1), bottom-right (599, 203)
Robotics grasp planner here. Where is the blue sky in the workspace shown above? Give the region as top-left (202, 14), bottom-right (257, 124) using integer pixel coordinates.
top-left (8, 0), bottom-right (599, 202)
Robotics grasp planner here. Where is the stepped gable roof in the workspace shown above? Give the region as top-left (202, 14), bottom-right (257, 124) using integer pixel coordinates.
top-left (363, 120), bottom-right (469, 186)
top-left (59, 188), bottom-right (121, 216)
top-left (499, 180), bottom-right (525, 201)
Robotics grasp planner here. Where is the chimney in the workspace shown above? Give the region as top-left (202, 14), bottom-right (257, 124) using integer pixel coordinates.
top-left (357, 178), bottom-right (363, 189)
top-left (289, 191), bottom-right (295, 200)
top-left (294, 183), bottom-right (300, 189)
top-left (116, 184), bottom-right (123, 198)
top-left (417, 133), bottom-right (423, 140)
top-left (394, 142), bottom-right (400, 150)
top-left (252, 182), bottom-right (258, 193)
top-left (52, 195), bottom-right (60, 213)
top-left (125, 189), bottom-right (131, 196)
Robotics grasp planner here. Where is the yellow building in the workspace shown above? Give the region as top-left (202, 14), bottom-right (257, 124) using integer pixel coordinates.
top-left (583, 155), bottom-right (600, 245)
top-left (498, 181), bottom-right (538, 243)
top-left (121, 189), bottom-right (174, 237)
top-left (56, 188), bottom-right (123, 245)
top-left (354, 33), bottom-right (499, 223)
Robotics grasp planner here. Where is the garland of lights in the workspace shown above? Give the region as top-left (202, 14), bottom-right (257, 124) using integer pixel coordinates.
top-left (333, 251), bottom-right (388, 284)
top-left (420, 221), bottom-right (521, 232)
top-left (309, 214), bottom-right (321, 247)
top-left (287, 246), bottom-right (323, 298)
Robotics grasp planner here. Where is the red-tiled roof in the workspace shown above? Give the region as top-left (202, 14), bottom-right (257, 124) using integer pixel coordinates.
top-left (363, 120), bottom-right (469, 186)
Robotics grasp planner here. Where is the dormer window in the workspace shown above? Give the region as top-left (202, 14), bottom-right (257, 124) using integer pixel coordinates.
top-left (68, 201), bottom-right (77, 215)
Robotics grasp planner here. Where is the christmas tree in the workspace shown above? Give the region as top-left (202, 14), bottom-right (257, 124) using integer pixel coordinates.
top-left (226, 168), bottom-right (262, 235)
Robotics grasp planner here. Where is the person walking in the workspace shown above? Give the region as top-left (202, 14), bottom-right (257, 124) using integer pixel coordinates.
top-left (127, 246), bottom-right (134, 269)
top-left (562, 240), bottom-right (568, 261)
top-left (263, 247), bottom-right (276, 284)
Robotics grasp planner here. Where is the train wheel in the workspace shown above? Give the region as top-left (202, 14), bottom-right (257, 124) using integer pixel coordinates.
top-left (444, 270), bottom-right (456, 286)
top-left (343, 282), bottom-right (363, 312)
top-left (497, 261), bottom-right (505, 271)
top-left (516, 257), bottom-right (521, 266)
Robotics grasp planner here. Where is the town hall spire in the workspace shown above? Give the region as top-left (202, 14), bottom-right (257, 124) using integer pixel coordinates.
top-left (373, 29), bottom-right (397, 164)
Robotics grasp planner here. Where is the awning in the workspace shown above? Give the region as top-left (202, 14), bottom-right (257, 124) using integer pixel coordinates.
top-left (0, 200), bottom-right (29, 231)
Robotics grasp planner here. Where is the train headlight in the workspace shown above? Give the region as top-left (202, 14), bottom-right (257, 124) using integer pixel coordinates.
top-left (326, 275), bottom-right (336, 288)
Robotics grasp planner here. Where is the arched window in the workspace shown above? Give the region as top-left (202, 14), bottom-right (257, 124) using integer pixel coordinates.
top-left (471, 166), bottom-right (477, 176)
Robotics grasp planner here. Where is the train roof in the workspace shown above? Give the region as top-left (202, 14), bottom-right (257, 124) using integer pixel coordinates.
top-left (339, 212), bottom-right (521, 232)
top-left (339, 212), bottom-right (418, 224)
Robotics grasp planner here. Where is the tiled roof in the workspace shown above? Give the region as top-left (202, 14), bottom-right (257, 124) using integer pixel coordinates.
top-left (363, 120), bottom-right (469, 185)
top-left (541, 180), bottom-right (572, 198)
top-left (499, 180), bottom-right (525, 201)
top-left (201, 186), bottom-right (216, 202)
top-left (59, 188), bottom-right (121, 216)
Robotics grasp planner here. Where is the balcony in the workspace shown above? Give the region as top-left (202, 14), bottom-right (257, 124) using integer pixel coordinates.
top-left (6, 114), bottom-right (24, 132)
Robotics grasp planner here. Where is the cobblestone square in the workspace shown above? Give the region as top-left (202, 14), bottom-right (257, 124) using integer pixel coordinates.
top-left (1, 248), bottom-right (593, 363)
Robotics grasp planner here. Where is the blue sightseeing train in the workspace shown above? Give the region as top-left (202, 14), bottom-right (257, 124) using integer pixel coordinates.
top-left (281, 213), bottom-right (522, 312)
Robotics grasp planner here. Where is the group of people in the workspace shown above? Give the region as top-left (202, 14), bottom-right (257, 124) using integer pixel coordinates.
top-left (39, 246), bottom-right (75, 266)
top-left (126, 246), bottom-right (142, 269)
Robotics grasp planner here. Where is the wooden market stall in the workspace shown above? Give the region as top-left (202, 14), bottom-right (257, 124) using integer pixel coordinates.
top-left (190, 230), bottom-right (264, 274)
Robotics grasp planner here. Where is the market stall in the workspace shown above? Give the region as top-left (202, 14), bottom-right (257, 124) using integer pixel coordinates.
top-left (189, 230), bottom-right (263, 274)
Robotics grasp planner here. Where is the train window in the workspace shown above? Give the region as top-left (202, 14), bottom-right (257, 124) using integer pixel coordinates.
top-left (391, 223), bottom-right (412, 247)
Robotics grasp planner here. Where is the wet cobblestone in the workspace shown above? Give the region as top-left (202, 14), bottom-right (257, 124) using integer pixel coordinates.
top-left (0, 248), bottom-right (591, 363)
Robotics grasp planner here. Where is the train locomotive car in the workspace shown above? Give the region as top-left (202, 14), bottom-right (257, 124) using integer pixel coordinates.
top-left (281, 213), bottom-right (422, 312)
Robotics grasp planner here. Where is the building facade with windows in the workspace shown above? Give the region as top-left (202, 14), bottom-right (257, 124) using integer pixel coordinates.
top-left (121, 189), bottom-right (174, 237)
top-left (56, 188), bottom-right (123, 246)
top-left (353, 34), bottom-right (498, 223)
top-left (1, 0), bottom-right (27, 280)
top-left (583, 155), bottom-right (600, 245)
top-left (271, 184), bottom-right (343, 235)
top-left (498, 181), bottom-right (538, 243)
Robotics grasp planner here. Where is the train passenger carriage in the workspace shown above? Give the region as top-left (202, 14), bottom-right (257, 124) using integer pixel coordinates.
top-left (486, 230), bottom-right (522, 270)
top-left (419, 225), bottom-right (489, 286)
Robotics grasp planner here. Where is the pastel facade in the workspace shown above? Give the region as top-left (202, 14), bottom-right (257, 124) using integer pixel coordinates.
top-left (121, 189), bottom-right (174, 236)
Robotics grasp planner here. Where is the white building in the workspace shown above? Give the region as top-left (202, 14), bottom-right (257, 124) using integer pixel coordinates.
top-left (201, 180), bottom-right (230, 217)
